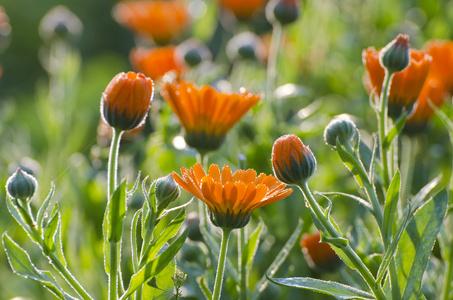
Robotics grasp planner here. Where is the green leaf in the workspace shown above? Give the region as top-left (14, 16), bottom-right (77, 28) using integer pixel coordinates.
top-left (197, 276), bottom-right (212, 300)
top-left (383, 111), bottom-right (407, 150)
top-left (268, 277), bottom-right (374, 299)
top-left (131, 208), bottom-right (142, 272)
top-left (121, 228), bottom-right (188, 299)
top-left (127, 171), bottom-right (141, 199)
top-left (336, 140), bottom-right (365, 187)
top-left (37, 182), bottom-right (56, 232)
top-left (317, 192), bottom-right (372, 211)
top-left (410, 176), bottom-right (441, 213)
top-left (396, 188), bottom-right (448, 300)
top-left (383, 170), bottom-right (400, 240)
top-left (43, 208), bottom-right (60, 254)
top-left (2, 233), bottom-right (77, 300)
top-left (108, 180), bottom-right (128, 242)
top-left (252, 219), bottom-right (303, 299)
top-left (243, 222), bottom-right (263, 272)
top-left (140, 209), bottom-right (186, 266)
top-left (142, 260), bottom-right (176, 299)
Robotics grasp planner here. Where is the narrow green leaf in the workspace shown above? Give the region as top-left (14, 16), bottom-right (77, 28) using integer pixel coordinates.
top-left (131, 208), bottom-right (142, 272)
top-left (396, 188), bottom-right (448, 300)
top-left (317, 192), bottom-right (372, 211)
top-left (155, 198), bottom-right (194, 223)
top-left (268, 277), bottom-right (374, 299)
top-left (142, 260), bottom-right (176, 299)
top-left (197, 276), bottom-right (212, 300)
top-left (127, 171), bottom-right (141, 199)
top-left (2, 233), bottom-right (73, 299)
top-left (108, 180), bottom-right (128, 242)
top-left (383, 170), bottom-right (400, 241)
top-left (43, 209), bottom-right (60, 254)
top-left (140, 209), bottom-right (186, 266)
top-left (243, 222), bottom-right (263, 272)
top-left (6, 196), bottom-right (33, 236)
top-left (121, 228), bottom-right (188, 299)
top-left (37, 182), bottom-right (56, 232)
top-left (383, 111), bottom-right (407, 150)
top-left (410, 176), bottom-right (441, 213)
top-left (336, 140), bottom-right (365, 187)
top-left (252, 219), bottom-right (303, 299)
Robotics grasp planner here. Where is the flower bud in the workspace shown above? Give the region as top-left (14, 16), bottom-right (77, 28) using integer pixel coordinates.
top-left (266, 0), bottom-right (300, 26)
top-left (379, 34), bottom-right (410, 74)
top-left (324, 115), bottom-right (359, 148)
top-left (300, 231), bottom-right (342, 273)
top-left (175, 39), bottom-right (212, 67)
top-left (271, 134), bottom-right (316, 185)
top-left (155, 174), bottom-right (180, 208)
top-left (226, 31), bottom-right (266, 62)
top-left (6, 168), bottom-right (38, 201)
top-left (39, 6), bottom-right (83, 43)
top-left (101, 72), bottom-right (153, 131)
top-left (186, 211), bottom-right (203, 241)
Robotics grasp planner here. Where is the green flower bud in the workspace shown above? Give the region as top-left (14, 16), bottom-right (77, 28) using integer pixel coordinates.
top-left (379, 34), bottom-right (410, 74)
top-left (324, 115), bottom-right (359, 148)
top-left (266, 0), bottom-right (300, 26)
top-left (6, 168), bottom-right (38, 201)
top-left (226, 31), bottom-right (266, 62)
top-left (176, 39), bottom-right (212, 67)
top-left (187, 212), bottom-right (203, 242)
top-left (39, 5), bottom-right (83, 43)
top-left (155, 174), bottom-right (180, 208)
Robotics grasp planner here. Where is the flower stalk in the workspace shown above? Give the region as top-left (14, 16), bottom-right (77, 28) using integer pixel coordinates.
top-left (378, 70), bottom-right (394, 188)
top-left (212, 228), bottom-right (232, 300)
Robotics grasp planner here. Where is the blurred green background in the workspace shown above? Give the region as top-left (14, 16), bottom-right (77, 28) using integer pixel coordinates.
top-left (0, 0), bottom-right (453, 299)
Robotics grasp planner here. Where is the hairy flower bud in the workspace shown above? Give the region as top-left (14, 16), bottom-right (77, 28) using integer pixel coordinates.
top-left (6, 168), bottom-right (38, 201)
top-left (155, 174), bottom-right (180, 209)
top-left (266, 0), bottom-right (300, 26)
top-left (271, 134), bottom-right (316, 185)
top-left (226, 31), bottom-right (266, 62)
top-left (379, 34), bottom-right (410, 74)
top-left (324, 115), bottom-right (359, 148)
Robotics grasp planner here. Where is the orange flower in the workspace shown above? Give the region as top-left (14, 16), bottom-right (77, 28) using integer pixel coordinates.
top-left (130, 46), bottom-right (184, 81)
top-left (272, 134), bottom-right (316, 185)
top-left (173, 163), bottom-right (292, 228)
top-left (363, 47), bottom-right (431, 119)
top-left (113, 0), bottom-right (188, 44)
top-left (300, 231), bottom-right (342, 273)
top-left (160, 80), bottom-right (262, 153)
top-left (101, 72), bottom-right (153, 131)
top-left (218, 0), bottom-right (266, 20)
top-left (424, 40), bottom-right (453, 93)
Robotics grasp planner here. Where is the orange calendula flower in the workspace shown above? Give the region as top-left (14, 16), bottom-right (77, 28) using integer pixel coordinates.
top-left (272, 134), bottom-right (316, 185)
top-left (101, 72), bottom-right (154, 131)
top-left (160, 80), bottom-right (262, 153)
top-left (113, 0), bottom-right (188, 44)
top-left (173, 163), bottom-right (292, 228)
top-left (363, 47), bottom-right (431, 119)
top-left (300, 231), bottom-right (342, 273)
top-left (424, 40), bottom-right (453, 93)
top-left (218, 0), bottom-right (266, 20)
top-left (130, 46), bottom-right (184, 81)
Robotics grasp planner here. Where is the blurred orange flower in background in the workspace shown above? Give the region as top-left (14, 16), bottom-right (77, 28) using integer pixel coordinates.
top-left (173, 163), bottom-right (292, 228)
top-left (130, 46), bottom-right (184, 81)
top-left (363, 47), bottom-right (431, 119)
top-left (160, 80), bottom-right (262, 153)
top-left (113, 0), bottom-right (189, 44)
top-left (218, 0), bottom-right (266, 20)
top-left (300, 231), bottom-right (342, 273)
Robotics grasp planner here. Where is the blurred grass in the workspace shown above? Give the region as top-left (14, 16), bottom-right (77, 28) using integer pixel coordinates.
top-left (0, 0), bottom-right (452, 299)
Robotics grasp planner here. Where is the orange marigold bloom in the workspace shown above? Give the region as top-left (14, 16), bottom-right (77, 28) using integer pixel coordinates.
top-left (160, 80), bottom-right (262, 153)
top-left (272, 134), bottom-right (316, 185)
top-left (130, 46), bottom-right (184, 81)
top-left (101, 72), bottom-right (153, 131)
top-left (363, 47), bottom-right (431, 119)
top-left (218, 0), bottom-right (266, 20)
top-left (113, 0), bottom-right (188, 44)
top-left (173, 163), bottom-right (292, 228)
top-left (424, 40), bottom-right (453, 93)
top-left (300, 231), bottom-right (342, 273)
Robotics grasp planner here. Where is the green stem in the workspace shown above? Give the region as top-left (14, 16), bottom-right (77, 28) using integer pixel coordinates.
top-left (212, 228), bottom-right (232, 300)
top-left (442, 236), bottom-right (453, 300)
top-left (299, 182), bottom-right (386, 300)
top-left (378, 71), bottom-right (394, 188)
top-left (238, 227), bottom-right (247, 300)
top-left (107, 129), bottom-right (123, 300)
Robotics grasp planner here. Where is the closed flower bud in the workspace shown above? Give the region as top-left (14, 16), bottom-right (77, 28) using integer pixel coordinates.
top-left (226, 31), bottom-right (266, 62)
top-left (101, 72), bottom-right (153, 132)
top-left (266, 0), bottom-right (300, 26)
top-left (155, 174), bottom-right (180, 208)
top-left (6, 168), bottom-right (38, 201)
top-left (271, 134), bottom-right (316, 185)
top-left (186, 211), bottom-right (203, 241)
top-left (301, 231), bottom-right (342, 273)
top-left (176, 39), bottom-right (212, 67)
top-left (39, 6), bottom-right (83, 43)
top-left (379, 34), bottom-right (410, 74)
top-left (324, 115), bottom-right (358, 148)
